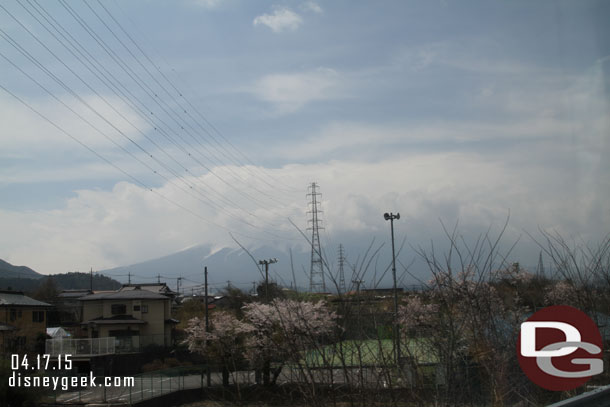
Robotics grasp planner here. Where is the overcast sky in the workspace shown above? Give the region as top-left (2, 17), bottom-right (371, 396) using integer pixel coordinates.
top-left (0, 0), bottom-right (608, 282)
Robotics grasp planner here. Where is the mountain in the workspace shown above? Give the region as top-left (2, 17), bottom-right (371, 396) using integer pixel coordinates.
top-left (0, 259), bottom-right (43, 279)
top-left (0, 259), bottom-right (121, 292)
top-left (101, 244), bottom-right (313, 294)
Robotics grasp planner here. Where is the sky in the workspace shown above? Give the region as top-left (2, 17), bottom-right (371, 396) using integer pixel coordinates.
top-left (0, 0), bottom-right (608, 285)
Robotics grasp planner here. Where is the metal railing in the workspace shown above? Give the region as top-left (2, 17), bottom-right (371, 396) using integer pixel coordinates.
top-left (42, 365), bottom-right (207, 405)
top-left (41, 363), bottom-right (421, 405)
top-left (45, 334), bottom-right (170, 356)
top-left (46, 337), bottom-right (115, 357)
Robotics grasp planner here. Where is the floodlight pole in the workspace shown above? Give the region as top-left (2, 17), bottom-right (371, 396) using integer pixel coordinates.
top-left (204, 265), bottom-right (211, 387)
top-left (384, 212), bottom-right (401, 367)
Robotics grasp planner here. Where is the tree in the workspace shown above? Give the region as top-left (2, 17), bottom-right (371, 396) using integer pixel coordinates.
top-left (183, 311), bottom-right (253, 387)
top-left (242, 299), bottom-right (338, 388)
top-left (32, 277), bottom-right (59, 304)
top-left (219, 285), bottom-right (252, 316)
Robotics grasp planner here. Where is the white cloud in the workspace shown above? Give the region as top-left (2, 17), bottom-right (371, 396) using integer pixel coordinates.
top-left (394, 40), bottom-right (542, 76)
top-left (1, 146), bottom-right (608, 276)
top-left (253, 7), bottom-right (303, 33)
top-left (301, 1), bottom-right (323, 14)
top-left (188, 0), bottom-right (223, 9)
top-left (0, 94), bottom-right (149, 153)
top-left (265, 115), bottom-right (581, 162)
top-left (251, 67), bottom-right (343, 113)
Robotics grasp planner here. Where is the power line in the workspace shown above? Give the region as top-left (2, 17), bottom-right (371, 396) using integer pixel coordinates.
top-left (88, 0), bottom-right (287, 205)
top-left (0, 82), bottom-right (272, 242)
top-left (0, 40), bottom-right (265, 233)
top-left (19, 0), bottom-right (267, 220)
top-left (43, 0), bottom-right (296, 232)
top-left (107, 0), bottom-right (299, 194)
top-left (56, 0), bottom-right (288, 212)
top-left (2, 1), bottom-right (297, 240)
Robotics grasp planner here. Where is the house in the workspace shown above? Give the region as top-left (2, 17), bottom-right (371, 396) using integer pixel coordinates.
top-left (179, 294), bottom-right (226, 308)
top-left (79, 286), bottom-right (177, 351)
top-left (119, 283), bottom-right (177, 298)
top-left (0, 290), bottom-right (50, 353)
top-left (57, 289), bottom-right (92, 332)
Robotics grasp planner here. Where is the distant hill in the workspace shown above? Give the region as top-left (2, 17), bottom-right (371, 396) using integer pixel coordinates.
top-left (44, 272), bottom-right (122, 291)
top-left (0, 259), bottom-right (42, 279)
top-left (101, 244), bottom-right (312, 294)
top-left (0, 259), bottom-right (122, 293)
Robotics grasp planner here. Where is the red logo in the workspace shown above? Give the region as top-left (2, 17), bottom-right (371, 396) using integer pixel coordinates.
top-left (517, 305), bottom-right (603, 391)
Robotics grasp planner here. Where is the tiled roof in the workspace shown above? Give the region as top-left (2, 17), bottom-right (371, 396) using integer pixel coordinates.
top-left (59, 290), bottom-right (93, 299)
top-left (0, 291), bottom-right (51, 307)
top-left (120, 284), bottom-right (176, 296)
top-left (79, 289), bottom-right (169, 301)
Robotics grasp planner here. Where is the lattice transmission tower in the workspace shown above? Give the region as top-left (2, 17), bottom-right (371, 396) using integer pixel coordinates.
top-left (307, 182), bottom-right (326, 292)
top-left (338, 244), bottom-right (346, 293)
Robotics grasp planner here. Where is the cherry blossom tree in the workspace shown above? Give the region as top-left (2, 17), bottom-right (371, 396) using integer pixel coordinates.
top-left (242, 299), bottom-right (339, 386)
top-left (183, 311), bottom-right (253, 386)
top-left (406, 220), bottom-right (530, 405)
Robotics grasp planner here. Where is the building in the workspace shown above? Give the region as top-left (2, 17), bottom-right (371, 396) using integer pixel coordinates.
top-left (79, 286), bottom-right (177, 351)
top-left (56, 289), bottom-right (92, 333)
top-left (119, 283), bottom-right (177, 299)
top-left (0, 290), bottom-right (50, 353)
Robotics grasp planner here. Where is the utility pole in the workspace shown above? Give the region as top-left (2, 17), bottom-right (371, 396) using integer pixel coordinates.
top-left (176, 277), bottom-right (182, 294)
top-left (157, 274), bottom-right (161, 284)
top-left (90, 267), bottom-right (93, 292)
top-left (128, 272), bottom-right (131, 285)
top-left (204, 265), bottom-right (211, 387)
top-left (384, 212), bottom-right (401, 367)
top-left (307, 182), bottom-right (326, 292)
top-left (258, 258), bottom-right (278, 302)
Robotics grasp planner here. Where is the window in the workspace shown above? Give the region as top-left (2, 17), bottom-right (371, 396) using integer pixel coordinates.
top-left (32, 311), bottom-right (44, 322)
top-left (111, 304), bottom-right (126, 315)
top-left (133, 305), bottom-right (140, 311)
top-left (141, 305), bottom-right (148, 313)
top-left (10, 309), bottom-right (16, 322)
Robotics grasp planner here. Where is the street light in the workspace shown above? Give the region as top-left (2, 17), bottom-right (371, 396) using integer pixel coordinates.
top-left (384, 212), bottom-right (401, 366)
top-left (258, 258), bottom-right (278, 302)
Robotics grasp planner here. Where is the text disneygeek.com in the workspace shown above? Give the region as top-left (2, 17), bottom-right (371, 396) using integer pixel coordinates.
top-left (8, 354), bottom-right (134, 391)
